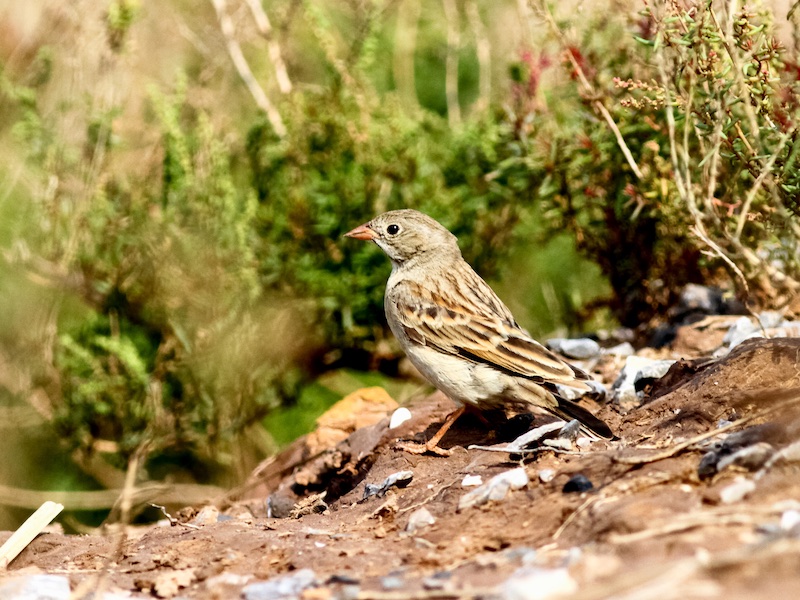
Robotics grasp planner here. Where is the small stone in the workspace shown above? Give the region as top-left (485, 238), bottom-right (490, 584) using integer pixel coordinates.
top-left (546, 338), bottom-right (601, 359)
top-left (0, 575), bottom-right (70, 600)
top-left (716, 443), bottom-right (774, 472)
top-left (562, 474), bottom-right (593, 493)
top-left (719, 477), bottom-right (755, 504)
top-left (206, 573), bottom-right (253, 590)
top-left (576, 437), bottom-right (592, 449)
top-left (389, 407), bottom-right (412, 429)
top-left (363, 471), bottom-right (414, 500)
top-left (698, 451), bottom-right (720, 479)
top-left (326, 575), bottom-right (360, 585)
top-left (604, 342), bottom-right (635, 357)
top-left (678, 284), bottom-right (722, 314)
top-left (380, 576), bottom-right (404, 590)
top-left (502, 547), bottom-right (538, 565)
top-left (461, 474), bottom-right (483, 487)
top-left (758, 311), bottom-right (784, 329)
top-left (333, 584), bottom-right (360, 600)
top-left (501, 567), bottom-right (577, 600)
top-left (191, 505), bottom-right (219, 525)
top-left (406, 507), bottom-right (436, 533)
top-left (780, 510), bottom-right (800, 534)
top-left (612, 356), bottom-right (676, 408)
top-left (242, 569), bottom-right (317, 600)
top-left (422, 572), bottom-right (451, 590)
top-left (558, 420), bottom-right (581, 441)
top-left (266, 494), bottom-right (297, 519)
top-left (458, 467), bottom-right (529, 510)
top-left (543, 438), bottom-right (573, 451)
top-left (723, 316), bottom-right (765, 348)
top-left (538, 469), bottom-right (556, 483)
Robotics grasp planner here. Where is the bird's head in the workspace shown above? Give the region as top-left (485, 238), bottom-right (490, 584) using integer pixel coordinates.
top-left (344, 209), bottom-right (460, 266)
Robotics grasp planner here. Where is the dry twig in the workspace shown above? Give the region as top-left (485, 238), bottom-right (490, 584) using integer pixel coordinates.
top-left (531, 0), bottom-right (643, 179)
top-left (243, 0), bottom-right (293, 94)
top-left (209, 0), bottom-right (287, 136)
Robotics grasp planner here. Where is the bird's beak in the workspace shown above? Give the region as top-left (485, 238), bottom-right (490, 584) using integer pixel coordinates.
top-left (344, 223), bottom-right (377, 241)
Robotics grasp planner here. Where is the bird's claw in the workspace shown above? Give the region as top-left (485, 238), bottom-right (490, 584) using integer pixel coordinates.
top-left (395, 440), bottom-right (453, 457)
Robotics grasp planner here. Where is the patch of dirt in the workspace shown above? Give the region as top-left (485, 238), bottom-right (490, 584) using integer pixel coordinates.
top-left (2, 338), bottom-right (800, 599)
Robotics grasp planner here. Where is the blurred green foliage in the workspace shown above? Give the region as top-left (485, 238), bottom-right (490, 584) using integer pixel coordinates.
top-left (0, 0), bottom-right (797, 519)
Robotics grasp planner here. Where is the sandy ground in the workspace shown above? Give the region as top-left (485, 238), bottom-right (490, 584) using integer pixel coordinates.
top-left (2, 336), bottom-right (800, 599)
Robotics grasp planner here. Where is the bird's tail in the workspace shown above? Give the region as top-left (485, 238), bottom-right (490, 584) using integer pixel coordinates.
top-left (553, 397), bottom-right (614, 440)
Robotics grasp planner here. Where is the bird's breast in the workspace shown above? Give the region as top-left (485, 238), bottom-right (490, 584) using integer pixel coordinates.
top-left (402, 344), bottom-right (507, 407)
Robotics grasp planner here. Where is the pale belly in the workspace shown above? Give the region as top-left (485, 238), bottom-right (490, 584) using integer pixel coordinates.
top-left (404, 344), bottom-right (507, 408)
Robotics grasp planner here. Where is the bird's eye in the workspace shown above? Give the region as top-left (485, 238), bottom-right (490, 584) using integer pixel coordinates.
top-left (386, 224), bottom-right (400, 236)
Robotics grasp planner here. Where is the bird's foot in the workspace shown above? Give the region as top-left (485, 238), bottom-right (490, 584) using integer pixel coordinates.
top-left (395, 440), bottom-right (453, 457)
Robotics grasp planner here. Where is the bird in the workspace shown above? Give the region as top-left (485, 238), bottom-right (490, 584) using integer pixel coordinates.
top-left (344, 209), bottom-right (613, 455)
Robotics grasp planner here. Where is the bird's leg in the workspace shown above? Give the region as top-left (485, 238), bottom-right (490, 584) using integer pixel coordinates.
top-left (396, 405), bottom-right (466, 456)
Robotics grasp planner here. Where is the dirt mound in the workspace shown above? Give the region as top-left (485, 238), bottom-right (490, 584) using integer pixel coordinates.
top-left (2, 338), bottom-right (800, 599)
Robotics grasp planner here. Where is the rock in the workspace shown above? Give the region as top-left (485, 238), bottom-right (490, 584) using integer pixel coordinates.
top-left (538, 469), bottom-right (556, 483)
top-left (697, 451), bottom-right (720, 479)
top-left (461, 474), bottom-right (483, 487)
top-left (363, 471), bottom-right (414, 500)
top-left (154, 568), bottom-right (195, 598)
top-left (190, 505), bottom-right (219, 525)
top-left (422, 571), bottom-right (451, 590)
top-left (266, 493), bottom-right (297, 519)
top-left (501, 567), bottom-right (578, 600)
top-left (242, 569), bottom-right (317, 600)
top-left (723, 316), bottom-right (762, 348)
top-left (716, 443), bottom-right (774, 472)
top-left (389, 407), bottom-right (412, 429)
top-left (558, 420), bottom-right (581, 441)
top-left (458, 467), bottom-right (529, 510)
top-left (612, 356), bottom-right (676, 408)
top-left (700, 424), bottom-right (784, 478)
top-left (543, 438), bottom-right (573, 451)
top-left (678, 284), bottom-right (723, 315)
top-left (380, 576), bottom-right (404, 590)
top-left (780, 510), bottom-right (800, 535)
top-left (758, 311), bottom-right (784, 329)
top-left (405, 507), bottom-right (436, 533)
top-left (604, 342), bottom-right (635, 357)
top-left (562, 474), bottom-right (593, 493)
top-left (502, 547), bottom-right (538, 565)
top-left (719, 478), bottom-right (756, 504)
top-left (546, 338), bottom-right (601, 359)
top-left (0, 574), bottom-right (71, 600)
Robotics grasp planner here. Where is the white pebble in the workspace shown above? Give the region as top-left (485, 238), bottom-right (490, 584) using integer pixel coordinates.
top-left (406, 507), bottom-right (436, 533)
top-left (501, 567), bottom-right (577, 600)
top-left (719, 477), bottom-right (755, 504)
top-left (780, 509), bottom-right (800, 532)
top-left (538, 469), bottom-right (556, 483)
top-left (461, 474), bottom-right (483, 487)
top-left (389, 407), bottom-right (412, 429)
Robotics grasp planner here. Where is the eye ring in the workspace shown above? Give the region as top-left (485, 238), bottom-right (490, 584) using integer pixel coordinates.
top-left (386, 224), bottom-right (400, 236)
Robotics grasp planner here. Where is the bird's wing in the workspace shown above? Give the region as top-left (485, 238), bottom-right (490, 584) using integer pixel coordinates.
top-left (390, 278), bottom-right (590, 388)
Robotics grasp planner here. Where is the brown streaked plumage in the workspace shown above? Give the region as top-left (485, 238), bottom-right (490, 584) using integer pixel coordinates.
top-left (345, 209), bottom-right (612, 455)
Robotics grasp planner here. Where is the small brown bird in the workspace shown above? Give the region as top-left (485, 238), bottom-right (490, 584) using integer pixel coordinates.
top-left (345, 209), bottom-right (612, 455)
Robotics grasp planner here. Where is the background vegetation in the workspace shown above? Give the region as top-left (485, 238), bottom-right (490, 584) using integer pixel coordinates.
top-left (0, 0), bottom-right (797, 528)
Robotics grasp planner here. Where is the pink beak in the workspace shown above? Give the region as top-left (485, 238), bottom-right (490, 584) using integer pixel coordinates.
top-left (344, 223), bottom-right (377, 241)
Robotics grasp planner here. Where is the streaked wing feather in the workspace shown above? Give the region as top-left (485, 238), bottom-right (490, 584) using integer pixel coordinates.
top-left (393, 278), bottom-right (589, 388)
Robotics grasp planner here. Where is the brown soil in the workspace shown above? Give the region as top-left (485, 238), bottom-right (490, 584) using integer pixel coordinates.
top-left (3, 337), bottom-right (800, 599)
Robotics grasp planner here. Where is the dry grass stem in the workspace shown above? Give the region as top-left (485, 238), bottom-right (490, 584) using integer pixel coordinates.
top-left (210, 0), bottom-right (287, 136)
